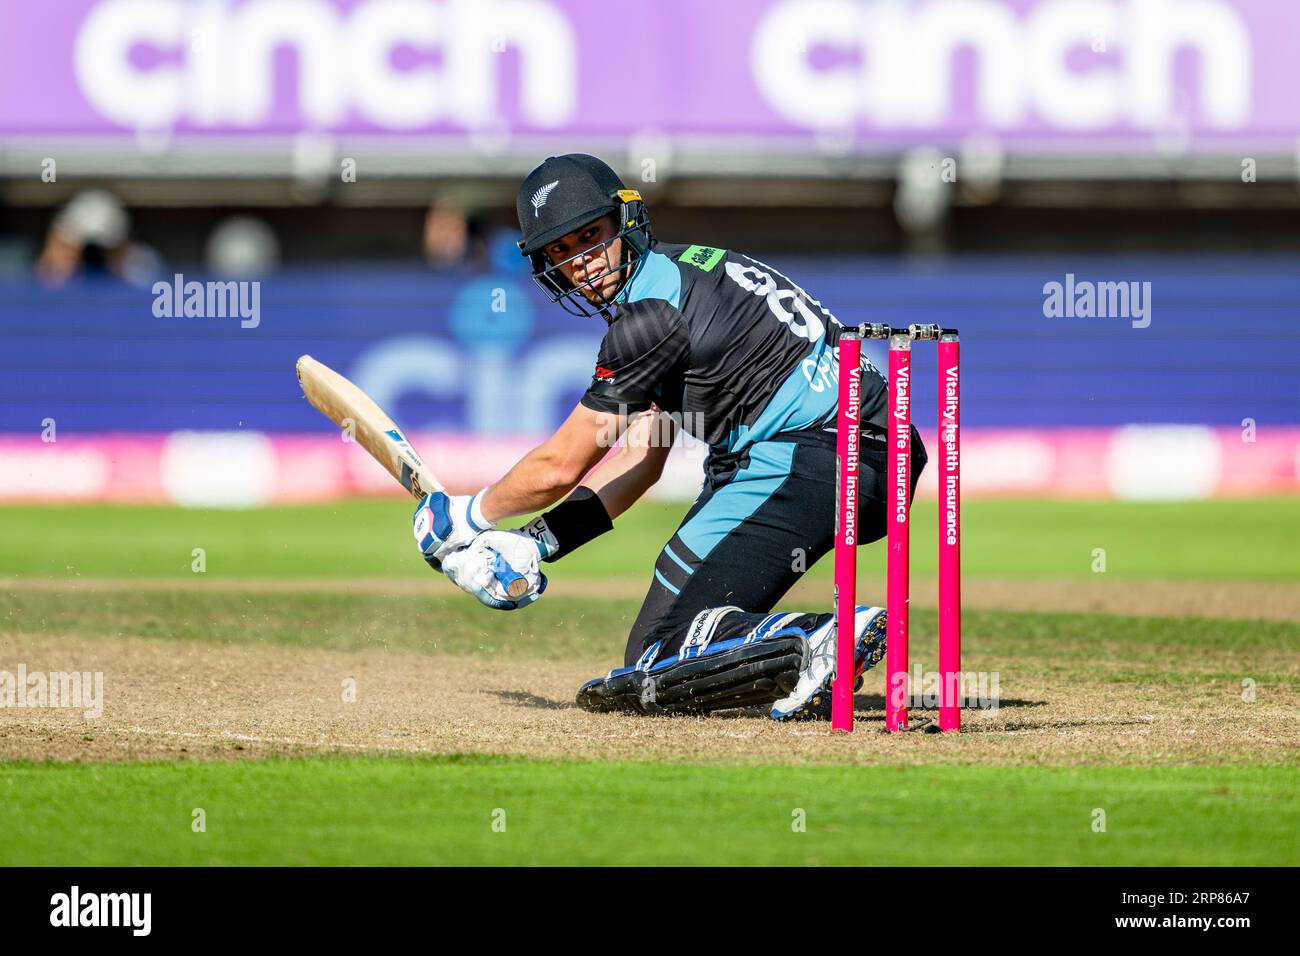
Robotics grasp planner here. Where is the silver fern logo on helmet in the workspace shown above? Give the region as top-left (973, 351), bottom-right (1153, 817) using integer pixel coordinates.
top-left (530, 180), bottom-right (560, 217)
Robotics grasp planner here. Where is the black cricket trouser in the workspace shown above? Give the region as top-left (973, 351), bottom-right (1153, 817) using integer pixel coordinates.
top-left (623, 427), bottom-right (927, 667)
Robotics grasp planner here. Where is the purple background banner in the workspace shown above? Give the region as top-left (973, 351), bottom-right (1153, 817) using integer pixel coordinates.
top-left (2, 0), bottom-right (1297, 146)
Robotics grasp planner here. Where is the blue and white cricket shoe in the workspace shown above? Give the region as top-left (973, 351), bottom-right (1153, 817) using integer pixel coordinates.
top-left (769, 606), bottom-right (887, 721)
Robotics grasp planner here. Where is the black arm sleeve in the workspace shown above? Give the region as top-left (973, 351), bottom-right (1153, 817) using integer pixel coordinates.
top-left (524, 486), bottom-right (613, 562)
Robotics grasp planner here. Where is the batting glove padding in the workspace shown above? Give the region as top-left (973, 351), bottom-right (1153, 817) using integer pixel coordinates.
top-left (413, 490), bottom-right (493, 568)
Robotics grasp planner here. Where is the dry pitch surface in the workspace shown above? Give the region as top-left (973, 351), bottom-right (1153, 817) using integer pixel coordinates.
top-left (3, 575), bottom-right (1296, 768)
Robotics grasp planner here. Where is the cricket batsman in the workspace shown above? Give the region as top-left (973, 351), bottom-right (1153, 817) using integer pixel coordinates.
top-left (413, 154), bottom-right (926, 719)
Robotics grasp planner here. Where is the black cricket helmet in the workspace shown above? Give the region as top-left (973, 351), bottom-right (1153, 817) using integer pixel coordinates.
top-left (516, 154), bottom-right (652, 317)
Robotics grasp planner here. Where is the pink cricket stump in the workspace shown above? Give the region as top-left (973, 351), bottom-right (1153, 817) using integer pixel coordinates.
top-left (886, 332), bottom-right (911, 732)
top-left (832, 332), bottom-right (862, 732)
top-left (938, 333), bottom-right (961, 731)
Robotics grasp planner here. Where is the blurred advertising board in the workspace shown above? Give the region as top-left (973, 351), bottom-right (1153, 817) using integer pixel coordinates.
top-left (1, 0), bottom-right (1296, 154)
top-left (2, 254), bottom-right (1297, 503)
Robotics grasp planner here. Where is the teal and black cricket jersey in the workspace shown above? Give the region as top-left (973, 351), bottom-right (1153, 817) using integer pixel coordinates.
top-left (580, 241), bottom-right (889, 447)
top-left (578, 240), bottom-right (924, 666)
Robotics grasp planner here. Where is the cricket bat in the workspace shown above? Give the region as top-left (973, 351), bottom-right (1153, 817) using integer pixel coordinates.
top-left (296, 354), bottom-right (444, 498)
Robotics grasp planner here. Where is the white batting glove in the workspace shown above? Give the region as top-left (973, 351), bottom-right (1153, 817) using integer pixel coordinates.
top-left (441, 530), bottom-right (548, 611)
top-left (413, 490), bottom-right (493, 568)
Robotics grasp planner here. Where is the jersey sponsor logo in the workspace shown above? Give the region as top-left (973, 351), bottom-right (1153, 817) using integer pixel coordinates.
top-left (593, 365), bottom-right (617, 382)
top-left (802, 350), bottom-right (835, 392)
top-left (530, 180), bottom-right (560, 217)
top-left (678, 245), bottom-right (726, 272)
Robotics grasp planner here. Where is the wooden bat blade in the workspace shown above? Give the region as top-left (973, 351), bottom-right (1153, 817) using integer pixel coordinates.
top-left (296, 354), bottom-right (444, 498)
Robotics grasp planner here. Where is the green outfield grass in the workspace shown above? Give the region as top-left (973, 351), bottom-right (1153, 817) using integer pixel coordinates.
top-left (3, 585), bottom-right (1295, 671)
top-left (1, 757), bottom-right (1296, 866)
top-left (2, 499), bottom-right (1296, 866)
top-left (1, 497), bottom-right (1297, 581)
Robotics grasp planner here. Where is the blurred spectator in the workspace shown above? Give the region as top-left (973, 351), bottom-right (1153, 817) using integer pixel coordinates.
top-left (488, 227), bottom-right (529, 273)
top-left (423, 200), bottom-right (489, 271)
top-left (35, 189), bottom-right (163, 288)
top-left (205, 216), bottom-right (281, 278)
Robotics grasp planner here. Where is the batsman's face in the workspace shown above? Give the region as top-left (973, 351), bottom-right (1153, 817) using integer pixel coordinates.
top-left (546, 215), bottom-right (623, 303)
